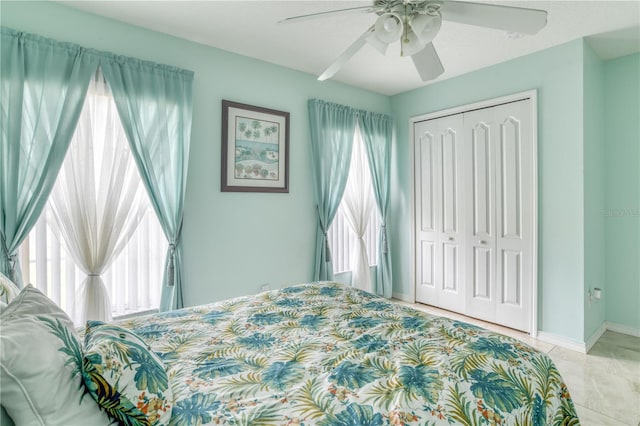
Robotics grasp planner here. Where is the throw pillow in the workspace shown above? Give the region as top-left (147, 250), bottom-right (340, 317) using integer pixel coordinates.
top-left (82, 321), bottom-right (172, 426)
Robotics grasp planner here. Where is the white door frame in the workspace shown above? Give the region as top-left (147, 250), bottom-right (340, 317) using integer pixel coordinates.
top-left (409, 90), bottom-right (539, 337)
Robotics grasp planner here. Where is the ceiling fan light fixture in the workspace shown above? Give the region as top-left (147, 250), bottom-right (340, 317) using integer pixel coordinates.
top-left (402, 28), bottom-right (426, 57)
top-left (374, 12), bottom-right (403, 43)
top-left (410, 12), bottom-right (442, 44)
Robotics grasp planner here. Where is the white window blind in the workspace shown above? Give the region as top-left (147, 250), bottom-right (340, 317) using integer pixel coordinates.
top-left (329, 207), bottom-right (380, 274)
top-left (19, 209), bottom-right (165, 318)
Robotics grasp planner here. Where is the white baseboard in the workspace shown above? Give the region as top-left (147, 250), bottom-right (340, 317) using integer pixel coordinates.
top-left (392, 291), bottom-right (413, 303)
top-left (585, 322), bottom-right (608, 352)
top-left (606, 321), bottom-right (640, 337)
top-left (537, 331), bottom-right (588, 353)
top-left (538, 322), bottom-right (638, 354)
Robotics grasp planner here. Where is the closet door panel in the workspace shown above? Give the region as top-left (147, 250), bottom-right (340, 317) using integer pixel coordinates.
top-left (472, 123), bottom-right (492, 239)
top-left (500, 117), bottom-right (522, 240)
top-left (442, 243), bottom-right (458, 291)
top-left (414, 124), bottom-right (440, 304)
top-left (435, 116), bottom-right (465, 312)
top-left (438, 120), bottom-right (464, 311)
top-left (495, 101), bottom-right (532, 331)
top-left (473, 247), bottom-right (492, 299)
top-left (420, 133), bottom-right (436, 233)
top-left (414, 114), bottom-right (464, 312)
top-left (464, 111), bottom-right (497, 321)
top-left (420, 241), bottom-right (435, 288)
top-left (501, 250), bottom-right (522, 306)
top-left (441, 129), bottom-right (459, 234)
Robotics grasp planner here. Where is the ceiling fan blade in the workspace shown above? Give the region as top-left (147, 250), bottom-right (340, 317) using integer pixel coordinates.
top-left (318, 26), bottom-right (374, 81)
top-left (411, 42), bottom-right (445, 81)
top-left (278, 6), bottom-right (373, 24)
top-left (440, 1), bottom-right (547, 34)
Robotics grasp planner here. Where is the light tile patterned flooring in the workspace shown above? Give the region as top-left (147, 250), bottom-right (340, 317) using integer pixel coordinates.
top-left (396, 301), bottom-right (640, 426)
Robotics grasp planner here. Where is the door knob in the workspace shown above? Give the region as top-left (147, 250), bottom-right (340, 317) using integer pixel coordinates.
top-left (479, 240), bottom-right (486, 244)
top-left (448, 237), bottom-right (454, 241)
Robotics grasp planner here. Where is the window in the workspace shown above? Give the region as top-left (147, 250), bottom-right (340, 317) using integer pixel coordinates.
top-left (18, 72), bottom-right (166, 321)
top-left (19, 208), bottom-right (165, 319)
top-left (327, 124), bottom-right (380, 275)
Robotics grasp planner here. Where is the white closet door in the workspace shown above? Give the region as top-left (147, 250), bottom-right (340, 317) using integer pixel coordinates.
top-left (414, 97), bottom-right (534, 333)
top-left (414, 114), bottom-right (465, 312)
top-left (463, 100), bottom-right (533, 331)
top-left (495, 100), bottom-right (533, 331)
top-left (463, 108), bottom-right (497, 322)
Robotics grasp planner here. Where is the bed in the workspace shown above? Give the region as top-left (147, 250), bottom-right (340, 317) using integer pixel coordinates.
top-left (1, 282), bottom-right (579, 425)
top-left (113, 282), bottom-right (578, 425)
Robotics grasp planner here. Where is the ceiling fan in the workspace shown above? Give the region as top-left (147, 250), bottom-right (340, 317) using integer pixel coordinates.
top-left (280, 0), bottom-right (547, 82)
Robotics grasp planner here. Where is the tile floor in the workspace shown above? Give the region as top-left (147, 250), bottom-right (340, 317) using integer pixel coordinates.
top-left (396, 301), bottom-right (640, 426)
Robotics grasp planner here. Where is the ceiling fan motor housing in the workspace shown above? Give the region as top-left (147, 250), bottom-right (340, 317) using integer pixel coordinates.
top-left (373, 0), bottom-right (443, 17)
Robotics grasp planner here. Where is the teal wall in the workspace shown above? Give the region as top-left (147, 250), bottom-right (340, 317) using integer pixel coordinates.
top-left (604, 53), bottom-right (640, 331)
top-left (583, 41), bottom-right (607, 340)
top-left (0, 1), bottom-right (392, 306)
top-left (390, 40), bottom-right (587, 342)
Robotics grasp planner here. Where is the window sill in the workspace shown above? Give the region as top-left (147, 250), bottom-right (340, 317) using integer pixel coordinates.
top-left (113, 308), bottom-right (159, 321)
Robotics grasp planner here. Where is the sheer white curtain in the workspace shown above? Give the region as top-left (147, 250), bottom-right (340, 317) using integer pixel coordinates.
top-left (48, 69), bottom-right (147, 325)
top-left (340, 124), bottom-right (376, 291)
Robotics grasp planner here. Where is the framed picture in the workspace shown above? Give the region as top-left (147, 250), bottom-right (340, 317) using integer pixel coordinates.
top-left (221, 100), bottom-right (290, 193)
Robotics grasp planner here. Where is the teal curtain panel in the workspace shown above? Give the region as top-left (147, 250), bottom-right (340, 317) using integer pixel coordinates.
top-left (358, 111), bottom-right (393, 298)
top-left (308, 99), bottom-right (357, 281)
top-left (0, 28), bottom-right (98, 285)
top-left (101, 58), bottom-right (193, 312)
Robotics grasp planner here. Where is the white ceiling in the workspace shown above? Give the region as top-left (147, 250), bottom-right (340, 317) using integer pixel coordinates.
top-left (58, 0), bottom-right (640, 96)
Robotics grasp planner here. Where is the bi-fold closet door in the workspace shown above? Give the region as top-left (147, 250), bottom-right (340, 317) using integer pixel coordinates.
top-left (414, 98), bottom-right (534, 332)
top-left (414, 114), bottom-right (465, 314)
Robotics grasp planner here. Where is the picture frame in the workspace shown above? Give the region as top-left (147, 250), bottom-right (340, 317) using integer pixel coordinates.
top-left (221, 100), bottom-right (290, 193)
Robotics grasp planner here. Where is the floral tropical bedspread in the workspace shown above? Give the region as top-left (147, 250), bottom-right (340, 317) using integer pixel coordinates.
top-left (115, 282), bottom-right (579, 425)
